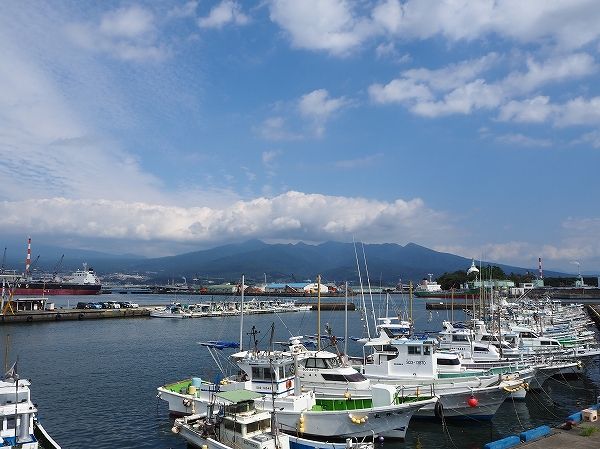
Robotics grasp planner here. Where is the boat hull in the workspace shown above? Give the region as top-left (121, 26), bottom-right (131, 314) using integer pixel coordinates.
top-left (276, 400), bottom-right (432, 440)
top-left (12, 283), bottom-right (101, 296)
top-left (415, 384), bottom-right (510, 420)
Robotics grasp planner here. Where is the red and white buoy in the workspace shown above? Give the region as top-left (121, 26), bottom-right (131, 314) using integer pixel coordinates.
top-left (25, 236), bottom-right (31, 276)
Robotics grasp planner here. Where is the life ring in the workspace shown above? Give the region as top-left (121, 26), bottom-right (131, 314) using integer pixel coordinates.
top-left (286, 379), bottom-right (292, 389)
top-left (55, 313), bottom-right (62, 321)
top-left (26, 315), bottom-right (33, 322)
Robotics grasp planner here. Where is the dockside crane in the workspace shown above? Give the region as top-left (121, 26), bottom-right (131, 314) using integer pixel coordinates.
top-left (51, 254), bottom-right (64, 280)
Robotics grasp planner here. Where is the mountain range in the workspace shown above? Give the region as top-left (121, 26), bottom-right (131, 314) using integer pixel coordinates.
top-left (2, 239), bottom-right (561, 284)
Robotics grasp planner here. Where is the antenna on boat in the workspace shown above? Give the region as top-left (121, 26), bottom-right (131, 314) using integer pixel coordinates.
top-left (269, 322), bottom-right (275, 355)
top-left (247, 326), bottom-right (260, 354)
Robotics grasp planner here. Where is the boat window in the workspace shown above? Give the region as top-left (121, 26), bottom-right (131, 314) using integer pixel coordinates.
top-left (322, 373), bottom-right (346, 382)
top-left (407, 346), bottom-right (421, 355)
top-left (279, 366), bottom-right (284, 379)
top-left (314, 358), bottom-right (328, 369)
top-left (327, 357), bottom-right (341, 368)
top-left (541, 341), bottom-right (550, 346)
top-left (345, 372), bottom-right (367, 382)
top-left (552, 342), bottom-right (560, 346)
top-left (252, 367), bottom-right (261, 379)
top-left (373, 345), bottom-right (383, 351)
top-left (452, 335), bottom-right (469, 342)
top-left (474, 346), bottom-right (489, 352)
top-left (423, 346), bottom-right (431, 355)
top-left (263, 367), bottom-right (273, 380)
top-left (437, 357), bottom-right (460, 365)
top-left (305, 358), bottom-right (316, 369)
top-left (382, 345), bottom-right (398, 353)
top-left (224, 420), bottom-right (242, 433)
top-left (246, 418), bottom-right (271, 434)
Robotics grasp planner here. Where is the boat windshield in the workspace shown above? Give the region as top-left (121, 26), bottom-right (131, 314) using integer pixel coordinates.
top-left (326, 357), bottom-right (342, 368)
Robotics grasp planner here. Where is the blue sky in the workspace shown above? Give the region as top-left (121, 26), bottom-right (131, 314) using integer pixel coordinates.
top-left (0, 0), bottom-right (599, 272)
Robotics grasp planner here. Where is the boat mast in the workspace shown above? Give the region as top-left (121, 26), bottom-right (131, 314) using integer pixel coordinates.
top-left (239, 274), bottom-right (244, 351)
top-left (344, 281), bottom-right (348, 356)
top-left (353, 238), bottom-right (370, 339)
top-left (317, 274), bottom-right (321, 351)
top-left (361, 243), bottom-right (377, 337)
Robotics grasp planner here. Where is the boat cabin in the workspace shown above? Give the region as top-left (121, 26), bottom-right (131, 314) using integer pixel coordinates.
top-left (360, 338), bottom-right (441, 380)
top-left (231, 350), bottom-right (297, 397)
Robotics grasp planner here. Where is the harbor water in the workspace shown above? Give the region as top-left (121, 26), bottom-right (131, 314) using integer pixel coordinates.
top-left (2, 294), bottom-right (599, 449)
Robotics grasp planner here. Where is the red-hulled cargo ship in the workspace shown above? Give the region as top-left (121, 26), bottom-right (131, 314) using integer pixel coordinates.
top-left (12, 265), bottom-right (102, 296)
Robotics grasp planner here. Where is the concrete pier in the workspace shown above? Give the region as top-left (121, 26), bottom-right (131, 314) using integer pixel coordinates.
top-left (0, 307), bottom-right (150, 323)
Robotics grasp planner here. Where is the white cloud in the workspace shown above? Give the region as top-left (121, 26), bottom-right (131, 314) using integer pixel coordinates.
top-left (298, 89), bottom-right (350, 137)
top-left (498, 96), bottom-right (554, 123)
top-left (269, 1), bottom-right (600, 57)
top-left (0, 192), bottom-right (449, 251)
top-left (66, 5), bottom-right (167, 62)
top-left (495, 133), bottom-right (552, 148)
top-left (369, 78), bottom-right (433, 105)
top-left (501, 53), bottom-right (596, 95)
top-left (256, 116), bottom-right (300, 141)
top-left (370, 51), bottom-right (596, 119)
top-left (168, 1), bottom-right (198, 19)
top-left (574, 130), bottom-right (600, 148)
top-left (99, 5), bottom-right (154, 38)
top-left (262, 150), bottom-right (281, 166)
top-left (372, 0), bottom-right (600, 49)
top-left (411, 79), bottom-right (502, 117)
top-left (268, 0), bottom-right (374, 56)
top-left (198, 0), bottom-right (249, 29)
top-left (556, 96), bottom-right (600, 126)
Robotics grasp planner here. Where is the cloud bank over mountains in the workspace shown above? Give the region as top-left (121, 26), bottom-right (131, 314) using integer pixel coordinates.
top-left (1, 0), bottom-right (599, 271)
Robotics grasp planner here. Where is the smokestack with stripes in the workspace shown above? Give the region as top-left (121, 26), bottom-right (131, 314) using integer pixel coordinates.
top-left (25, 236), bottom-right (31, 276)
top-left (538, 257), bottom-right (543, 280)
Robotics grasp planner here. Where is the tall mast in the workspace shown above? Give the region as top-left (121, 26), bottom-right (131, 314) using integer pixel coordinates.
top-left (344, 281), bottom-right (348, 356)
top-left (361, 243), bottom-right (377, 336)
top-left (353, 238), bottom-right (370, 339)
top-left (317, 274), bottom-right (321, 351)
top-left (239, 274), bottom-right (244, 351)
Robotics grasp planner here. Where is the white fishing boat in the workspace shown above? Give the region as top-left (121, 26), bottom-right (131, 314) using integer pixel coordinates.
top-left (351, 338), bottom-right (530, 419)
top-left (158, 327), bottom-right (437, 440)
top-left (149, 303), bottom-right (192, 318)
top-left (1, 364), bottom-right (61, 449)
top-left (172, 389), bottom-right (375, 449)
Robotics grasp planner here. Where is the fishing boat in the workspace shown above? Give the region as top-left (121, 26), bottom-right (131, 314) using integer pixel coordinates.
top-left (1, 364), bottom-right (61, 449)
top-left (149, 303), bottom-right (192, 318)
top-left (351, 337), bottom-right (530, 419)
top-left (172, 389), bottom-right (375, 449)
top-left (157, 328), bottom-right (437, 439)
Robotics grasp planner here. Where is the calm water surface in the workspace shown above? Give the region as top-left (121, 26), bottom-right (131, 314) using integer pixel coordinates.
top-left (2, 294), bottom-right (599, 449)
